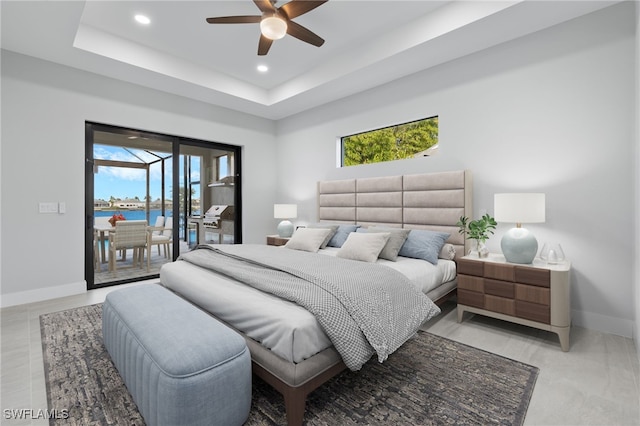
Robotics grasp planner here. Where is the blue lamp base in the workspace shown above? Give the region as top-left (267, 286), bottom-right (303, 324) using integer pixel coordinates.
top-left (501, 227), bottom-right (538, 264)
top-left (277, 220), bottom-right (294, 238)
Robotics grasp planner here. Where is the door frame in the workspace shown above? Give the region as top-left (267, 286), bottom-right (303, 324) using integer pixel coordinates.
top-left (85, 122), bottom-right (242, 290)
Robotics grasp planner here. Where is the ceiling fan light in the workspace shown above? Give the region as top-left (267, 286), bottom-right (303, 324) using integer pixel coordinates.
top-left (260, 16), bottom-right (287, 40)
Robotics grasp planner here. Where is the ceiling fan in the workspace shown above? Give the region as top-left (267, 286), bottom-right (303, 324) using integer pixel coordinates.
top-left (206, 0), bottom-right (328, 55)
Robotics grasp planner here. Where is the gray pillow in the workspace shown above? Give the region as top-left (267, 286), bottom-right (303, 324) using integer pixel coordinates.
top-left (365, 227), bottom-right (410, 261)
top-left (307, 224), bottom-right (339, 248)
top-left (328, 224), bottom-right (361, 248)
top-left (398, 229), bottom-right (451, 265)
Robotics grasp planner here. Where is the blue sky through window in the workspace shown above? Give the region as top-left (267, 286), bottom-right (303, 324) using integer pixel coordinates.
top-left (94, 145), bottom-right (198, 201)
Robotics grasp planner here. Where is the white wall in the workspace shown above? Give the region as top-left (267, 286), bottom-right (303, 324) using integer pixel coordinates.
top-left (634, 0), bottom-right (640, 354)
top-left (0, 51), bottom-right (278, 306)
top-left (277, 3), bottom-right (637, 337)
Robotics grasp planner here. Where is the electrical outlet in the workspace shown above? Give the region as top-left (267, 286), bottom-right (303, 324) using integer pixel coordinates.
top-left (58, 202), bottom-right (66, 214)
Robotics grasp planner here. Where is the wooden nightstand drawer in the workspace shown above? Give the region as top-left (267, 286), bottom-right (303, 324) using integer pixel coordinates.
top-left (485, 295), bottom-right (515, 316)
top-left (457, 258), bottom-right (484, 277)
top-left (484, 263), bottom-right (515, 281)
top-left (515, 284), bottom-right (550, 305)
top-left (516, 300), bottom-right (550, 324)
top-left (484, 279), bottom-right (514, 298)
top-left (266, 235), bottom-right (289, 246)
top-left (515, 266), bottom-right (550, 287)
top-left (458, 289), bottom-right (484, 308)
top-left (458, 275), bottom-right (484, 293)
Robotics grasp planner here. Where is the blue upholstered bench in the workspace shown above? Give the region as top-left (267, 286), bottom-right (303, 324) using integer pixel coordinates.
top-left (102, 284), bottom-right (252, 426)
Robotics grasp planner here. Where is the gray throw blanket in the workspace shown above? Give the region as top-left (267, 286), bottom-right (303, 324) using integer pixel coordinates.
top-left (178, 244), bottom-right (441, 370)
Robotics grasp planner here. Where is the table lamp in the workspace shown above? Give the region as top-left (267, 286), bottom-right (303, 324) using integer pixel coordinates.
top-left (274, 204), bottom-right (297, 238)
top-left (494, 193), bottom-right (545, 264)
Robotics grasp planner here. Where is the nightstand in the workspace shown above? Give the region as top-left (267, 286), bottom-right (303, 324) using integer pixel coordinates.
top-left (456, 253), bottom-right (571, 351)
top-left (266, 235), bottom-right (289, 246)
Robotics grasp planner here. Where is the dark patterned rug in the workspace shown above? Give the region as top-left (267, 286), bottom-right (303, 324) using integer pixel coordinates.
top-left (41, 304), bottom-right (538, 425)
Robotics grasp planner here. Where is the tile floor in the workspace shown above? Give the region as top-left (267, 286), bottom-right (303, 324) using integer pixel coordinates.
top-left (1, 284), bottom-right (639, 425)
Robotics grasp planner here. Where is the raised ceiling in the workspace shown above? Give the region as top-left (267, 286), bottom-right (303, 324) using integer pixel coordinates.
top-left (1, 1), bottom-right (621, 120)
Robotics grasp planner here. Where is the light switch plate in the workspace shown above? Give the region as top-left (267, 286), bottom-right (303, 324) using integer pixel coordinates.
top-left (39, 202), bottom-right (58, 214)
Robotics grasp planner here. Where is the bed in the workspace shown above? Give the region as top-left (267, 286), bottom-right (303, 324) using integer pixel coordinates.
top-left (160, 170), bottom-right (472, 425)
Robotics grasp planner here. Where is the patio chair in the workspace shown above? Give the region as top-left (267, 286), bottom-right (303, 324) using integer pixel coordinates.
top-left (150, 217), bottom-right (173, 259)
top-left (108, 220), bottom-right (150, 273)
top-left (150, 215), bottom-right (165, 255)
top-left (94, 216), bottom-right (112, 272)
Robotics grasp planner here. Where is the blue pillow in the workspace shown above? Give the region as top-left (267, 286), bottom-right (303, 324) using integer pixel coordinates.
top-left (398, 229), bottom-right (450, 265)
top-left (328, 224), bottom-right (361, 248)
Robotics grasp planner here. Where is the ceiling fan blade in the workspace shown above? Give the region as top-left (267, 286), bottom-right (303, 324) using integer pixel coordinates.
top-left (258, 35), bottom-right (274, 55)
top-left (206, 16), bottom-right (261, 24)
top-left (286, 20), bottom-right (324, 47)
top-left (280, 0), bottom-right (328, 19)
top-left (253, 0), bottom-right (276, 14)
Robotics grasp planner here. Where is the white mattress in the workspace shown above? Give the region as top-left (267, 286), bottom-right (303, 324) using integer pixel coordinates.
top-left (160, 249), bottom-right (455, 364)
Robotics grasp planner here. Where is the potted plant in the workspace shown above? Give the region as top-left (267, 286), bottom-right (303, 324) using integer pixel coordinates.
top-left (457, 214), bottom-right (497, 258)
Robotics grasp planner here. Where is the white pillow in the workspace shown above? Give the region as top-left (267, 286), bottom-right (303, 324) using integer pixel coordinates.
top-left (306, 224), bottom-right (339, 248)
top-left (336, 232), bottom-right (391, 262)
top-left (284, 228), bottom-right (332, 252)
top-left (439, 243), bottom-right (457, 260)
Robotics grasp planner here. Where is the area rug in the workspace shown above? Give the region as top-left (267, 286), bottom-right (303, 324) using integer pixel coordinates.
top-left (41, 304), bottom-right (538, 425)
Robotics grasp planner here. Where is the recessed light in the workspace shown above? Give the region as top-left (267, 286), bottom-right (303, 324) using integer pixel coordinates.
top-left (257, 64), bottom-right (269, 73)
top-left (134, 14), bottom-right (151, 25)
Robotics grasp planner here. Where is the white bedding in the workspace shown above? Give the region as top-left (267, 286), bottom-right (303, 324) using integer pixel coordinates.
top-left (160, 248), bottom-right (455, 364)
top-left (318, 247), bottom-right (456, 294)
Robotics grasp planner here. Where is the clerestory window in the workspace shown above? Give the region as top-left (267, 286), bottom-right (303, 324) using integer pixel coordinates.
top-left (340, 116), bottom-right (438, 167)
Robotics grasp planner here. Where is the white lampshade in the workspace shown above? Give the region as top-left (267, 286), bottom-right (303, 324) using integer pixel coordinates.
top-left (494, 193), bottom-right (545, 224)
top-left (494, 193), bottom-right (545, 264)
top-left (274, 204), bottom-right (297, 219)
top-left (260, 16), bottom-right (287, 40)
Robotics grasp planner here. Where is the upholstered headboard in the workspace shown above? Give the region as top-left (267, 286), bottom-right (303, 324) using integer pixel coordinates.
top-left (317, 170), bottom-right (472, 259)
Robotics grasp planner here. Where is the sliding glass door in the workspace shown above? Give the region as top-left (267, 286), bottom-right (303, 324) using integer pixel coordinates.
top-left (85, 123), bottom-right (241, 290)
top-left (180, 143), bottom-right (239, 249)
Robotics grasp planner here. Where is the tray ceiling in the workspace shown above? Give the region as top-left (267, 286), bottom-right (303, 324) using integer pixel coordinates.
top-left (1, 1), bottom-right (621, 120)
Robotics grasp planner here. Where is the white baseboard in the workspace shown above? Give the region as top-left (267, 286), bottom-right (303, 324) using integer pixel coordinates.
top-left (0, 281), bottom-right (86, 308)
top-left (572, 308), bottom-right (635, 338)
